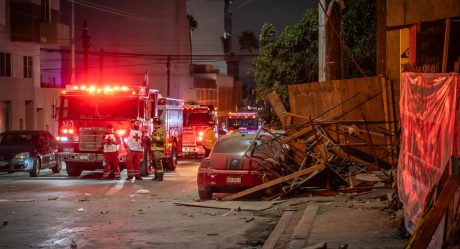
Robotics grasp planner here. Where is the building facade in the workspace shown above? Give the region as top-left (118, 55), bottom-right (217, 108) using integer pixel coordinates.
top-left (0, 0), bottom-right (67, 133)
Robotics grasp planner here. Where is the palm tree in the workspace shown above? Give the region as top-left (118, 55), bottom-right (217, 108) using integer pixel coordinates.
top-left (238, 30), bottom-right (259, 54)
top-left (187, 14), bottom-right (198, 64)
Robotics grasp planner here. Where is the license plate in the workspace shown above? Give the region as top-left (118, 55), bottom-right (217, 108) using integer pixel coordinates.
top-left (226, 176), bottom-right (241, 184)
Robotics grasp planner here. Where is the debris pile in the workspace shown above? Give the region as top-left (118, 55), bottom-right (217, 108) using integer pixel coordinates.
top-left (221, 92), bottom-right (398, 201)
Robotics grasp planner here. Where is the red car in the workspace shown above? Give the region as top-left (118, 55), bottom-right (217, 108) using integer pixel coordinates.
top-left (197, 133), bottom-right (285, 200)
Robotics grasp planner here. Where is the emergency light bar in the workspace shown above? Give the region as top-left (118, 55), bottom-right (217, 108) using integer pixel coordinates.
top-left (63, 85), bottom-right (146, 96)
top-left (228, 112), bottom-right (257, 118)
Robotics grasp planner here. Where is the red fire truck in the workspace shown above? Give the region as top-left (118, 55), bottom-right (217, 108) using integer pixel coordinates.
top-left (182, 104), bottom-right (217, 157)
top-left (227, 111), bottom-right (260, 134)
top-left (55, 84), bottom-right (183, 177)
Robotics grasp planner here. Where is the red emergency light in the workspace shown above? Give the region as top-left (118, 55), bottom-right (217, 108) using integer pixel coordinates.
top-left (63, 84), bottom-right (145, 96)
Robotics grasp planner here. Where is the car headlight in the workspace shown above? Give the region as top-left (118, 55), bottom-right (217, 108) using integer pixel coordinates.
top-left (14, 152), bottom-right (30, 159)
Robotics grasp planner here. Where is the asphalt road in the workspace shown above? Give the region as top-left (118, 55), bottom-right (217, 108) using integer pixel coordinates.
top-left (0, 159), bottom-right (270, 249)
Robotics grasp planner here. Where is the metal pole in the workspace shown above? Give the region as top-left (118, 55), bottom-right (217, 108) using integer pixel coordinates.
top-left (70, 0), bottom-right (75, 84)
top-left (166, 56), bottom-right (171, 97)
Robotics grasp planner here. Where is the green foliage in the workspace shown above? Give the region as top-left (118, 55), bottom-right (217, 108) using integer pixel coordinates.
top-left (239, 30), bottom-right (260, 54)
top-left (260, 24), bottom-right (277, 46)
top-left (187, 14), bottom-right (198, 31)
top-left (253, 9), bottom-right (318, 123)
top-left (341, 0), bottom-right (376, 78)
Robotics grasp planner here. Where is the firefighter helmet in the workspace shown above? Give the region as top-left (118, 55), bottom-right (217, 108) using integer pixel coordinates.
top-left (153, 118), bottom-right (162, 126)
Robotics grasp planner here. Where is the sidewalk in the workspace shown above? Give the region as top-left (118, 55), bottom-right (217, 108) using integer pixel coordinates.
top-left (261, 191), bottom-right (407, 249)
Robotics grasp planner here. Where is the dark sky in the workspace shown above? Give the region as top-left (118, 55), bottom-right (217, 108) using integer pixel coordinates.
top-left (230, 0), bottom-right (316, 54)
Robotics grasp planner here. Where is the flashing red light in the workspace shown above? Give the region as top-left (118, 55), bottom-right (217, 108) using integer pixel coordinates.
top-left (116, 129), bottom-right (126, 135)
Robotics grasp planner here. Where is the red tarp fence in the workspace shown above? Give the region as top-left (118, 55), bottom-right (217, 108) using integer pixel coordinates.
top-left (398, 73), bottom-right (460, 246)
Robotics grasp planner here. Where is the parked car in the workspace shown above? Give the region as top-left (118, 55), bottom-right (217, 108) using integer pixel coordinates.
top-left (197, 132), bottom-right (285, 200)
top-left (0, 130), bottom-right (61, 177)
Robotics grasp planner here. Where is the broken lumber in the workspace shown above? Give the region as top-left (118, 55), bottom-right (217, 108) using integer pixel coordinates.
top-left (222, 164), bottom-right (326, 201)
top-left (268, 91), bottom-right (290, 127)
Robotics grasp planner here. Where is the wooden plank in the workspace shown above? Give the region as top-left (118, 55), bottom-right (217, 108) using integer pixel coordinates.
top-left (442, 19), bottom-right (451, 73)
top-left (282, 126), bottom-right (313, 144)
top-left (267, 91), bottom-right (288, 128)
top-left (222, 164), bottom-right (326, 201)
top-left (329, 146), bottom-right (370, 165)
top-left (408, 175), bottom-right (460, 248)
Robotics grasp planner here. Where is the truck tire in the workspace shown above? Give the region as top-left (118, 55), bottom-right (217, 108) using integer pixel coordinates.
top-left (66, 162), bottom-right (82, 177)
top-left (165, 142), bottom-right (177, 171)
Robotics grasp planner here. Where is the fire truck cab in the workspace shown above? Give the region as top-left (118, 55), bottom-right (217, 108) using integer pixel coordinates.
top-left (55, 84), bottom-right (182, 177)
top-left (227, 111), bottom-right (260, 134)
top-left (182, 104), bottom-right (217, 157)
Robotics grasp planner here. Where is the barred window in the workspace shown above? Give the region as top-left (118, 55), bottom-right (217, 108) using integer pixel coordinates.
top-left (23, 56), bottom-right (33, 78)
top-left (0, 52), bottom-right (11, 77)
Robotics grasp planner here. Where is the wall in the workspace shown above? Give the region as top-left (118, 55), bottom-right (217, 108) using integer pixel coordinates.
top-left (387, 0), bottom-right (460, 27)
top-left (288, 76), bottom-right (389, 122)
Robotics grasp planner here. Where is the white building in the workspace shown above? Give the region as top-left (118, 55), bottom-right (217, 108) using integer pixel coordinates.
top-left (0, 0), bottom-right (68, 134)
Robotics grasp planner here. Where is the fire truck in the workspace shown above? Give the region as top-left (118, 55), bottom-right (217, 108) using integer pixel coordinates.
top-left (227, 111), bottom-right (260, 134)
top-left (182, 104), bottom-right (217, 157)
top-left (54, 84), bottom-right (183, 177)
top-left (155, 97), bottom-right (183, 170)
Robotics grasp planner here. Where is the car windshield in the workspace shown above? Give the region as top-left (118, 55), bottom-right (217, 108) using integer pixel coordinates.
top-left (0, 133), bottom-right (39, 145)
top-left (212, 135), bottom-right (256, 154)
top-left (228, 118), bottom-right (258, 129)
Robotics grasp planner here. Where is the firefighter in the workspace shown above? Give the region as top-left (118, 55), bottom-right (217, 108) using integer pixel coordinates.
top-left (150, 118), bottom-right (166, 181)
top-left (203, 120), bottom-right (217, 157)
top-left (101, 124), bottom-right (121, 180)
top-left (126, 119), bottom-right (144, 181)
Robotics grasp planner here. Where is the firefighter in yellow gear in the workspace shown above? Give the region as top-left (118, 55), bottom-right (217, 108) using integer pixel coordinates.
top-left (203, 120), bottom-right (217, 157)
top-left (150, 118), bottom-right (166, 181)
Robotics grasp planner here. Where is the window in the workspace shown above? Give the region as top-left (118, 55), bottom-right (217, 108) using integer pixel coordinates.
top-left (41, 0), bottom-right (50, 23)
top-left (24, 56), bottom-right (33, 78)
top-left (0, 52), bottom-right (11, 77)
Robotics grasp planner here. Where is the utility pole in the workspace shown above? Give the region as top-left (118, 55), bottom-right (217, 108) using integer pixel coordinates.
top-left (99, 49), bottom-right (104, 83)
top-left (81, 21), bottom-right (91, 82)
top-left (318, 0), bottom-right (342, 81)
top-left (318, 0), bottom-right (327, 82)
top-left (70, 0), bottom-right (75, 84)
top-left (166, 56), bottom-right (171, 97)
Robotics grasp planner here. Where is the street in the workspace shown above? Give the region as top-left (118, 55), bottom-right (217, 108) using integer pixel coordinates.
top-left (0, 160), bottom-right (271, 249)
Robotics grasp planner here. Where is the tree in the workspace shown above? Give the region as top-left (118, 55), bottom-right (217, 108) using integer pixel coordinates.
top-left (252, 9), bottom-right (318, 124)
top-left (340, 0), bottom-right (376, 78)
top-left (187, 14), bottom-right (198, 60)
top-left (239, 30), bottom-right (259, 54)
top-left (259, 23), bottom-right (277, 46)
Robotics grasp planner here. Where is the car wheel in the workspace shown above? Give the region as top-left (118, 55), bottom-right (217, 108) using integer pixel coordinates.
top-left (52, 161), bottom-right (62, 174)
top-left (29, 158), bottom-right (41, 177)
top-left (198, 190), bottom-right (213, 200)
top-left (165, 142), bottom-right (177, 171)
top-left (66, 163), bottom-right (82, 177)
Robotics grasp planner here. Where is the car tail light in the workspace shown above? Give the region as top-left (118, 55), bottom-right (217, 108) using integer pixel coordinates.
top-left (200, 158), bottom-right (213, 169)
